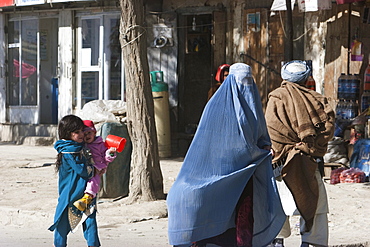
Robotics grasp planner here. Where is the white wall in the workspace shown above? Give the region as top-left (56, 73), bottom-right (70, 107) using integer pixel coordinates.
top-left (304, 13), bottom-right (327, 94)
top-left (58, 10), bottom-right (74, 120)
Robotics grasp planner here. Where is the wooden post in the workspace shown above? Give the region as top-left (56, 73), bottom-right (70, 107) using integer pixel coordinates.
top-left (285, 0), bottom-right (294, 61)
top-left (347, 3), bottom-right (352, 74)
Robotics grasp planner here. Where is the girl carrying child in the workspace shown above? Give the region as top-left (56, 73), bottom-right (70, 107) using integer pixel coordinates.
top-left (49, 115), bottom-right (100, 247)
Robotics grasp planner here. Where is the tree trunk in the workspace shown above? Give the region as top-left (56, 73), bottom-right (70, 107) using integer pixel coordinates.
top-left (119, 0), bottom-right (164, 202)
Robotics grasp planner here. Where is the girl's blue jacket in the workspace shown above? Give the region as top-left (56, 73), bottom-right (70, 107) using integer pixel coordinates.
top-left (49, 140), bottom-right (94, 231)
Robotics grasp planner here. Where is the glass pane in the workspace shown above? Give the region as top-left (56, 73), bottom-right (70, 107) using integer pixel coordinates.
top-left (8, 21), bottom-right (20, 44)
top-left (81, 71), bottom-right (99, 106)
top-left (81, 18), bottom-right (100, 66)
top-left (21, 19), bottom-right (38, 105)
top-left (108, 18), bottom-right (121, 100)
top-left (8, 48), bottom-right (19, 105)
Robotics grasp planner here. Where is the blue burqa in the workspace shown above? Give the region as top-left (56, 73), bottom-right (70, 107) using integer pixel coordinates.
top-left (167, 63), bottom-right (285, 246)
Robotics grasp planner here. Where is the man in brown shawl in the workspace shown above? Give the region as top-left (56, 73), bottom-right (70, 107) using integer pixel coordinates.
top-left (265, 60), bottom-right (335, 247)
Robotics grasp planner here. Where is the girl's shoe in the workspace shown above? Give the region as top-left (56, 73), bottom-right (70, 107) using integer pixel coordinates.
top-left (73, 193), bottom-right (92, 211)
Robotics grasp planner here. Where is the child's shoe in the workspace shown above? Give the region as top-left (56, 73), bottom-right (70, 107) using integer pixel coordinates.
top-left (73, 193), bottom-right (93, 211)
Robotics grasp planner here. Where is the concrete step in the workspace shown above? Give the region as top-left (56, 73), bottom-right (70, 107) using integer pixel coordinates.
top-left (0, 123), bottom-right (57, 144)
top-left (21, 136), bottom-right (56, 146)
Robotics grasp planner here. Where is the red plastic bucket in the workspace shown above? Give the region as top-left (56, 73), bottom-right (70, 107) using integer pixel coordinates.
top-left (105, 134), bottom-right (126, 153)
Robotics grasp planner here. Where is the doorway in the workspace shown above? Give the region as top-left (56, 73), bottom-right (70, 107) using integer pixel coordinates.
top-left (39, 18), bottom-right (58, 124)
top-left (178, 14), bottom-right (213, 133)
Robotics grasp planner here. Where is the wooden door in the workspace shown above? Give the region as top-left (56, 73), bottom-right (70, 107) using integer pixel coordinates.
top-left (242, 8), bottom-right (284, 109)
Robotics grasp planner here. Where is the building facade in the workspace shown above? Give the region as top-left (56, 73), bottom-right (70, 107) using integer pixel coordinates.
top-left (0, 0), bottom-right (369, 155)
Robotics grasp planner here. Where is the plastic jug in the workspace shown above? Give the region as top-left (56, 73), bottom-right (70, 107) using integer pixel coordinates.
top-left (337, 73), bottom-right (346, 99)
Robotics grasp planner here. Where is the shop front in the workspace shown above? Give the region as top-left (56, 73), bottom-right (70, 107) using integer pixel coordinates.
top-left (7, 14), bottom-right (58, 124)
top-left (0, 0), bottom-right (124, 142)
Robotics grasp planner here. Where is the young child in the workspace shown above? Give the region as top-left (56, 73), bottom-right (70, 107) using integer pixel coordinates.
top-left (49, 114), bottom-right (100, 247)
top-left (207, 64), bottom-right (230, 101)
top-left (73, 120), bottom-right (117, 211)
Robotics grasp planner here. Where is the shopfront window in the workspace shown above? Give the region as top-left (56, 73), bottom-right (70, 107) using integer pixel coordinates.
top-left (81, 18), bottom-right (100, 67)
top-left (81, 71), bottom-right (99, 102)
top-left (107, 18), bottom-right (122, 101)
top-left (8, 19), bottom-right (38, 106)
top-left (77, 14), bottom-right (123, 109)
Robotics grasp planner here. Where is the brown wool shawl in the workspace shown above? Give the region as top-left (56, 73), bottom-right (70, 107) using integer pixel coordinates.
top-left (265, 81), bottom-right (334, 232)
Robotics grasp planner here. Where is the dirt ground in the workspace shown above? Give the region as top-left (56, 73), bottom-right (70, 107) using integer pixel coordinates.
top-left (0, 143), bottom-right (369, 247)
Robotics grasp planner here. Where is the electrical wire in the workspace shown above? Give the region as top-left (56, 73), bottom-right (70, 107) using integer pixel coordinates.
top-left (120, 19), bottom-right (232, 47)
top-left (278, 11), bottom-right (311, 41)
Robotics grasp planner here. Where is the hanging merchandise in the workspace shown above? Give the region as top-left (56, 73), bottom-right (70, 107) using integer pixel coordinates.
top-left (351, 40), bottom-right (363, 61)
top-left (192, 17), bottom-right (196, 31)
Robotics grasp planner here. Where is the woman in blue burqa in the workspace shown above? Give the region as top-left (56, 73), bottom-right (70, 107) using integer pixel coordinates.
top-left (167, 63), bottom-right (286, 247)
